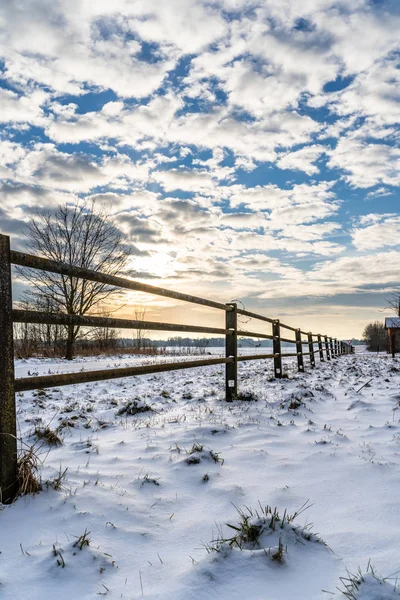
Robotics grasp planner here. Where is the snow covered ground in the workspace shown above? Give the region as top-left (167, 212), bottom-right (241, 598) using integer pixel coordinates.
top-left (2, 348), bottom-right (400, 599)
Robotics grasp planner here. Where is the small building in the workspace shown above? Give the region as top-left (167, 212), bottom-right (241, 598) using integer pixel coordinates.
top-left (385, 317), bottom-right (400, 357)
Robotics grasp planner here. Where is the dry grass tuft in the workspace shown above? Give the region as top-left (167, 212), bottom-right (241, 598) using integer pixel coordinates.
top-left (17, 445), bottom-right (42, 496)
top-left (34, 426), bottom-right (63, 447)
top-left (117, 400), bottom-right (153, 416)
top-left (46, 466), bottom-right (68, 491)
top-left (73, 529), bottom-right (91, 550)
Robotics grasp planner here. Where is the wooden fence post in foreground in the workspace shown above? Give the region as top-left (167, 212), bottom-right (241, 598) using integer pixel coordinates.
top-left (308, 333), bottom-right (315, 368)
top-left (296, 329), bottom-right (304, 372)
top-left (329, 337), bottom-right (334, 358)
top-left (324, 335), bottom-right (331, 360)
top-left (225, 303), bottom-right (237, 401)
top-left (317, 334), bottom-right (324, 362)
top-left (273, 320), bottom-right (282, 378)
top-left (0, 234), bottom-right (18, 504)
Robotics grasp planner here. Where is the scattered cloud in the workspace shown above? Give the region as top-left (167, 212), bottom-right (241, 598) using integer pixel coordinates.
top-left (0, 0), bottom-right (399, 334)
top-left (352, 215), bottom-right (400, 251)
top-left (276, 145), bottom-right (326, 175)
top-left (328, 137), bottom-right (400, 188)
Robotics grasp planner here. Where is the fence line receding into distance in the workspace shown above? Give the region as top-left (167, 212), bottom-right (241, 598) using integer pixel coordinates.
top-left (0, 234), bottom-right (353, 502)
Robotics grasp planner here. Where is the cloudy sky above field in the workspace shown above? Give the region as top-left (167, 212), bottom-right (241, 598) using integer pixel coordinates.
top-left (1, 0), bottom-right (400, 338)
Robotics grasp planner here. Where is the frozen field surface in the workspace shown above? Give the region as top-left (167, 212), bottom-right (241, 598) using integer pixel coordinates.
top-left (2, 350), bottom-right (400, 599)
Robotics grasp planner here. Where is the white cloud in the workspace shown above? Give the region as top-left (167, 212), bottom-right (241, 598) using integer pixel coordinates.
top-left (278, 222), bottom-right (341, 241)
top-left (229, 181), bottom-right (339, 224)
top-left (88, 190), bottom-right (161, 215)
top-left (0, 180), bottom-right (76, 213)
top-left (0, 141), bottom-right (27, 170)
top-left (365, 187), bottom-right (393, 200)
top-left (352, 216), bottom-right (400, 251)
top-left (0, 89), bottom-right (48, 126)
top-left (310, 251), bottom-right (400, 287)
top-left (328, 138), bottom-right (400, 188)
top-left (253, 249), bottom-right (400, 301)
top-left (152, 169), bottom-right (217, 193)
top-left (46, 94), bottom-right (184, 146)
top-left (46, 98), bottom-right (321, 162)
top-left (128, 0), bottom-right (227, 54)
top-left (1, 143), bottom-right (145, 193)
top-left (276, 144), bottom-right (326, 175)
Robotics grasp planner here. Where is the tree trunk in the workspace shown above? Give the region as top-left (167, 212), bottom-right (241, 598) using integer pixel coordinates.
top-left (65, 324), bottom-right (75, 360)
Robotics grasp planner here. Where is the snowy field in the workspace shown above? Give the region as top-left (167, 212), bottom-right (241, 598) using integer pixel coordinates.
top-left (2, 348), bottom-right (400, 599)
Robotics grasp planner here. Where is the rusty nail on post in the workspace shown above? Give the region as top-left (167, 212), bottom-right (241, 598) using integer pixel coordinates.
top-left (225, 303), bottom-right (237, 401)
top-left (0, 235), bottom-right (18, 504)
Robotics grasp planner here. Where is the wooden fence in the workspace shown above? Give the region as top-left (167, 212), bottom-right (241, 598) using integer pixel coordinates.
top-left (0, 234), bottom-right (352, 502)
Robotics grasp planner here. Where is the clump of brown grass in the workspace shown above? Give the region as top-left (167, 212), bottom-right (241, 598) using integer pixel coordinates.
top-left (73, 528), bottom-right (91, 550)
top-left (34, 426), bottom-right (62, 447)
top-left (17, 445), bottom-right (42, 496)
top-left (117, 399), bottom-right (153, 416)
top-left (46, 466), bottom-right (68, 491)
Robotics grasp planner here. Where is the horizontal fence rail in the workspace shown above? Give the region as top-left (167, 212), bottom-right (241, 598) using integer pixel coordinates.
top-left (0, 234), bottom-right (353, 503)
top-left (12, 309), bottom-right (233, 336)
top-left (14, 357), bottom-right (233, 393)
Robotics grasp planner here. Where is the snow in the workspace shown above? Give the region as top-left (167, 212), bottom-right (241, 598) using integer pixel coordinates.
top-left (2, 349), bottom-right (400, 599)
top-left (385, 318), bottom-right (400, 329)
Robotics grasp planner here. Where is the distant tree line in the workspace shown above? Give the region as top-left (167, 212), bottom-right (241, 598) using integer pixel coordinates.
top-left (362, 321), bottom-right (400, 353)
top-left (362, 322), bottom-right (388, 353)
top-left (362, 290), bottom-right (400, 352)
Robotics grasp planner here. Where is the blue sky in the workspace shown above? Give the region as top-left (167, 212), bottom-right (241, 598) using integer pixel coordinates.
top-left (0, 0), bottom-right (399, 338)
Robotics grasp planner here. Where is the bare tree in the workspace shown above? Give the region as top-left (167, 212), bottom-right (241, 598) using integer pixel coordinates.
top-left (90, 307), bottom-right (119, 353)
top-left (385, 292), bottom-right (400, 317)
top-left (19, 201), bottom-right (130, 360)
top-left (133, 305), bottom-right (148, 351)
top-left (14, 292), bottom-right (65, 357)
top-left (362, 321), bottom-right (388, 353)
top-left (195, 337), bottom-right (210, 355)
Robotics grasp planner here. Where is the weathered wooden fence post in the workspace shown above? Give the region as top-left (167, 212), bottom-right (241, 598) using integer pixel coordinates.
top-left (334, 338), bottom-right (338, 357)
top-left (308, 333), bottom-right (315, 368)
top-left (225, 303), bottom-right (237, 401)
top-left (329, 337), bottom-right (334, 358)
top-left (295, 329), bottom-right (304, 372)
top-left (0, 234), bottom-right (17, 504)
top-left (324, 335), bottom-right (331, 360)
top-left (317, 334), bottom-right (324, 362)
top-left (273, 320), bottom-right (282, 378)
